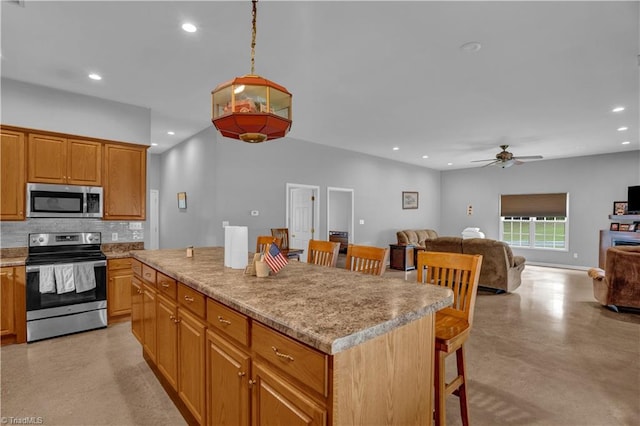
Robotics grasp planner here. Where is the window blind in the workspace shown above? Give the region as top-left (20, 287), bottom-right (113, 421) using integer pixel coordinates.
top-left (500, 193), bottom-right (567, 217)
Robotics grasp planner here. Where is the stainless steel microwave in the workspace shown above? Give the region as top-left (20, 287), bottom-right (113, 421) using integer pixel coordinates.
top-left (26, 183), bottom-right (103, 218)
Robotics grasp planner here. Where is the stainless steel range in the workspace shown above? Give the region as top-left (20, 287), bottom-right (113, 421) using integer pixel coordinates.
top-left (25, 232), bottom-right (107, 342)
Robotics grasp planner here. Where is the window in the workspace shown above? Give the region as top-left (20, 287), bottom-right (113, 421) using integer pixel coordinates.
top-left (500, 193), bottom-right (568, 251)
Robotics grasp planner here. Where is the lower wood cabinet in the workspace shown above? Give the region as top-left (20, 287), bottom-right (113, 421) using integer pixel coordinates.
top-left (178, 307), bottom-right (206, 425)
top-left (252, 361), bottom-right (327, 426)
top-left (156, 294), bottom-right (179, 391)
top-left (131, 276), bottom-right (143, 344)
top-left (142, 282), bottom-right (157, 363)
top-left (206, 330), bottom-right (251, 426)
top-left (1, 266), bottom-right (26, 345)
top-left (107, 258), bottom-right (132, 323)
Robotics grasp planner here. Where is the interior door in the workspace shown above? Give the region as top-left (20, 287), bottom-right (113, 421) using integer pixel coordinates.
top-left (287, 185), bottom-right (318, 263)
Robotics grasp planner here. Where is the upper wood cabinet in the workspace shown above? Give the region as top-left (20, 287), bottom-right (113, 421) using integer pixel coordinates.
top-left (28, 133), bottom-right (102, 185)
top-left (0, 129), bottom-right (26, 220)
top-left (104, 143), bottom-right (147, 220)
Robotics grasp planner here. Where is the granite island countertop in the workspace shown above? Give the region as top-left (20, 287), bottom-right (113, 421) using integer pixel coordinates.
top-left (131, 247), bottom-right (453, 355)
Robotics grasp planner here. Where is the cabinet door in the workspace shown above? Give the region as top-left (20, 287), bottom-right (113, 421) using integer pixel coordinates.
top-left (67, 139), bottom-right (102, 185)
top-left (0, 129), bottom-right (26, 220)
top-left (179, 308), bottom-right (206, 425)
top-left (252, 361), bottom-right (327, 426)
top-left (157, 295), bottom-right (179, 391)
top-left (28, 134), bottom-right (67, 183)
top-left (104, 144), bottom-right (147, 220)
top-left (142, 283), bottom-right (157, 363)
top-left (131, 277), bottom-right (143, 344)
top-left (0, 267), bottom-right (15, 336)
top-left (108, 264), bottom-right (133, 320)
top-left (206, 330), bottom-right (250, 426)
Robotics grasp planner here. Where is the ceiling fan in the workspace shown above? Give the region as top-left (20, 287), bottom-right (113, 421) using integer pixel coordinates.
top-left (472, 145), bottom-right (543, 168)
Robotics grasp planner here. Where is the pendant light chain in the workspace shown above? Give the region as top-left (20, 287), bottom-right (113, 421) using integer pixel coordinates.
top-left (250, 0), bottom-right (257, 75)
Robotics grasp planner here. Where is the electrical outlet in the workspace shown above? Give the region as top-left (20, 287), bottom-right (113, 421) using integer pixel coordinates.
top-left (129, 222), bottom-right (143, 230)
top-left (573, 253), bottom-right (578, 259)
top-left (112, 232), bottom-right (118, 241)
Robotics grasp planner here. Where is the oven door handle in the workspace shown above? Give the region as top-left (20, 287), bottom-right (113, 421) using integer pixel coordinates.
top-left (26, 260), bottom-right (107, 273)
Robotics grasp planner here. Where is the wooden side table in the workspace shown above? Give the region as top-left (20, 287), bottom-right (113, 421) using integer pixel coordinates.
top-left (389, 244), bottom-right (416, 271)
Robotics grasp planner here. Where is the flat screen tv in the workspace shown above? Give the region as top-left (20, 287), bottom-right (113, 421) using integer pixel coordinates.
top-left (628, 185), bottom-right (640, 214)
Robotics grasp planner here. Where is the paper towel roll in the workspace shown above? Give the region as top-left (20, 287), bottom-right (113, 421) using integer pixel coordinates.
top-left (224, 226), bottom-right (248, 269)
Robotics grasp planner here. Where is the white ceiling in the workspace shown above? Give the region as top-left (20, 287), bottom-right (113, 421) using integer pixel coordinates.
top-left (2, 0), bottom-right (638, 170)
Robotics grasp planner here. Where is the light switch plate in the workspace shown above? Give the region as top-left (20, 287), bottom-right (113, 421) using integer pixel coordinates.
top-left (359, 219), bottom-right (365, 225)
top-left (129, 222), bottom-right (143, 230)
top-left (112, 232), bottom-right (118, 241)
top-left (222, 221), bottom-right (229, 228)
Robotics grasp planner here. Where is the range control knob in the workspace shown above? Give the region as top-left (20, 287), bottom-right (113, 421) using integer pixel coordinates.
top-left (38, 237), bottom-right (45, 243)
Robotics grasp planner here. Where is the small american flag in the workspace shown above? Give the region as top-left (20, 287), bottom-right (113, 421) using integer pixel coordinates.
top-left (264, 243), bottom-right (288, 273)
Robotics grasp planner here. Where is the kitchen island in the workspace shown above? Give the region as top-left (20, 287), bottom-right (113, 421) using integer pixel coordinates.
top-left (131, 247), bottom-right (452, 426)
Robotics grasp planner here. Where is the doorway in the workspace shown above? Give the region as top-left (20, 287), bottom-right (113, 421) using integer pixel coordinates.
top-left (327, 187), bottom-right (354, 245)
top-left (286, 183), bottom-right (320, 263)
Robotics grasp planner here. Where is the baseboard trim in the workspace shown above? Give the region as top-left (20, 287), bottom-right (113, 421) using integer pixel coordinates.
top-left (526, 262), bottom-right (590, 271)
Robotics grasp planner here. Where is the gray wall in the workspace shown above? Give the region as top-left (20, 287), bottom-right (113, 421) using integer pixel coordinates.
top-left (158, 127), bottom-right (441, 250)
top-left (0, 78), bottom-right (152, 247)
top-left (440, 151), bottom-right (640, 268)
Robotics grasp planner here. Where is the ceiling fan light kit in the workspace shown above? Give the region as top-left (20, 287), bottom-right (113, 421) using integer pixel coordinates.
top-left (211, 0), bottom-right (292, 143)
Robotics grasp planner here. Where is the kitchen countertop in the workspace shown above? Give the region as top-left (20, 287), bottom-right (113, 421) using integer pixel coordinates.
top-left (0, 242), bottom-right (144, 266)
top-left (131, 247), bottom-right (453, 355)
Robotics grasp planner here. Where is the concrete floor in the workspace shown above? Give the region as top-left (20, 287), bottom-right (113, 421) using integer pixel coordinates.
top-left (1, 265), bottom-right (639, 425)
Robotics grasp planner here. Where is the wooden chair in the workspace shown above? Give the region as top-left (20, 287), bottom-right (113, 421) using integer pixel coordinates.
top-left (416, 251), bottom-right (483, 426)
top-left (344, 244), bottom-right (389, 276)
top-left (307, 240), bottom-right (341, 267)
top-left (270, 228), bottom-right (301, 261)
top-left (256, 235), bottom-right (282, 255)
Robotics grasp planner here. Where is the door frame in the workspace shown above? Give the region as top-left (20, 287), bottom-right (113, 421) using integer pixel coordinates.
top-left (326, 187), bottom-right (354, 243)
top-left (149, 189), bottom-right (159, 249)
top-left (285, 182), bottom-right (320, 242)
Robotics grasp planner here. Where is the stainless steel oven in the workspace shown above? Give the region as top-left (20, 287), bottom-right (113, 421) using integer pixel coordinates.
top-left (25, 232), bottom-right (107, 342)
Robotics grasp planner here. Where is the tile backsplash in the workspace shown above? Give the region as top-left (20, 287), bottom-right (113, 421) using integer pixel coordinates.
top-left (0, 218), bottom-right (145, 248)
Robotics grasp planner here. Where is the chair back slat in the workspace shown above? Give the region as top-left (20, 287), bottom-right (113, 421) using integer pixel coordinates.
top-left (307, 240), bottom-right (341, 267)
top-left (270, 228), bottom-right (290, 250)
top-left (345, 244), bottom-right (389, 276)
top-left (417, 251), bottom-right (482, 324)
top-left (256, 235), bottom-right (282, 254)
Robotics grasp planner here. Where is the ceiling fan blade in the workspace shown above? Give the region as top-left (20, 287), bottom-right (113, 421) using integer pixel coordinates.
top-left (513, 155), bottom-right (543, 160)
top-left (513, 159), bottom-right (524, 165)
top-left (482, 160), bottom-right (500, 167)
top-left (471, 159), bottom-right (496, 163)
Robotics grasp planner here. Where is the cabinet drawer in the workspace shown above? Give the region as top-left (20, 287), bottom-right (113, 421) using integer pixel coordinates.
top-left (252, 322), bottom-right (328, 397)
top-left (178, 283), bottom-right (205, 318)
top-left (131, 259), bottom-right (142, 277)
top-left (108, 257), bottom-right (131, 271)
top-left (141, 264), bottom-right (156, 286)
top-left (157, 272), bottom-right (177, 300)
top-left (206, 299), bottom-right (249, 347)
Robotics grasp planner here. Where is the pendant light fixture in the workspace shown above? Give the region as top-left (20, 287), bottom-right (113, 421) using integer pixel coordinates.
top-left (211, 0), bottom-right (292, 143)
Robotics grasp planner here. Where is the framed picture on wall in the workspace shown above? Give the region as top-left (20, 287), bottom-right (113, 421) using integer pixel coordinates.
top-left (613, 201), bottom-right (628, 215)
top-left (610, 223), bottom-right (620, 231)
top-left (402, 191), bottom-right (419, 209)
top-left (177, 192), bottom-right (187, 209)
top-left (619, 223), bottom-right (630, 231)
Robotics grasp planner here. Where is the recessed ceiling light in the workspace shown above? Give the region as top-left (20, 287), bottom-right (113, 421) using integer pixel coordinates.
top-left (612, 106), bottom-right (625, 113)
top-left (88, 73), bottom-right (102, 81)
top-left (167, 131), bottom-right (175, 135)
top-left (151, 143), bottom-right (158, 146)
top-left (422, 155), bottom-right (429, 159)
top-left (392, 147), bottom-right (399, 151)
top-left (622, 141), bottom-right (631, 145)
top-left (447, 162), bottom-right (453, 166)
top-left (182, 23), bottom-right (197, 33)
top-left (460, 41), bottom-right (482, 52)
top-left (617, 126), bottom-right (628, 132)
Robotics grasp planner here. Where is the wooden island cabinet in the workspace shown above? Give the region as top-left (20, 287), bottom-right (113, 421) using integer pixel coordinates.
top-left (131, 248), bottom-right (452, 426)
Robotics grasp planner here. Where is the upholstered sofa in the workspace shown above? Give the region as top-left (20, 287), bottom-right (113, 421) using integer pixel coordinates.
top-left (397, 232), bottom-right (525, 292)
top-left (396, 229), bottom-right (439, 249)
top-left (588, 246), bottom-right (640, 311)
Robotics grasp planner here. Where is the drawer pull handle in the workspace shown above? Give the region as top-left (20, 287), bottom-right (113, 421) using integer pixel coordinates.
top-left (161, 283), bottom-right (170, 288)
top-left (217, 316), bottom-right (232, 325)
top-left (271, 346), bottom-right (294, 362)
top-left (238, 371), bottom-right (246, 377)
top-left (137, 289), bottom-right (143, 294)
top-left (184, 295), bottom-right (194, 302)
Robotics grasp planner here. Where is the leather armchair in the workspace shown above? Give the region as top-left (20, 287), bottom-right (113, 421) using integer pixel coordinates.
top-left (588, 246), bottom-right (640, 311)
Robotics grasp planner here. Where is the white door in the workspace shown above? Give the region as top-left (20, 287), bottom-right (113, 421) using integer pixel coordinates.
top-left (287, 184), bottom-right (319, 263)
top-left (149, 189), bottom-right (159, 249)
